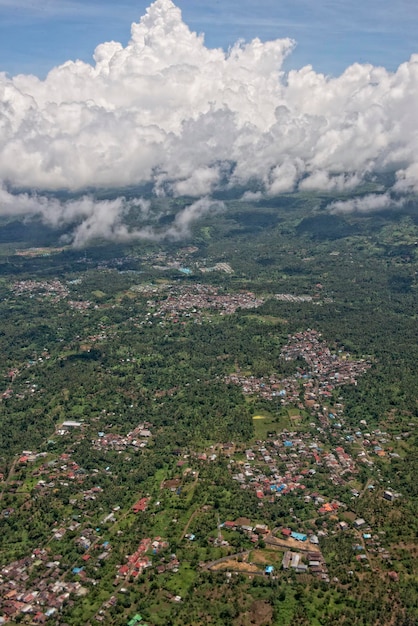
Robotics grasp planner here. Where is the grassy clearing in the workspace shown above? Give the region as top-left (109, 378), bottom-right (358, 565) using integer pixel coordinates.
top-left (163, 563), bottom-right (197, 597)
top-left (252, 411), bottom-right (291, 440)
top-left (245, 314), bottom-right (288, 325)
top-left (91, 289), bottom-right (106, 298)
top-left (249, 549), bottom-right (285, 568)
top-left (252, 406), bottom-right (314, 439)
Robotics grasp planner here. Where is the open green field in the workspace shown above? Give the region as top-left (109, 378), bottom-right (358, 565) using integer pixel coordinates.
top-left (252, 411), bottom-right (289, 439)
top-left (252, 408), bottom-right (310, 439)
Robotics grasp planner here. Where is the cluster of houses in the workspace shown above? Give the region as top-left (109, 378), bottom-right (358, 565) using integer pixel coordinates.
top-left (226, 329), bottom-right (371, 409)
top-left (129, 282), bottom-right (170, 297)
top-left (83, 324), bottom-right (117, 344)
top-left (146, 284), bottom-right (265, 322)
top-left (282, 549), bottom-right (329, 581)
top-left (30, 452), bottom-right (91, 492)
top-left (116, 537), bottom-right (171, 582)
top-left (144, 247), bottom-right (235, 277)
top-left (141, 246), bottom-right (236, 273)
top-left (0, 550), bottom-right (86, 623)
top-left (220, 518), bottom-right (270, 544)
top-left (2, 450), bottom-right (107, 514)
top-left (281, 330), bottom-right (371, 389)
top-left (224, 372), bottom-right (301, 403)
top-left (9, 278), bottom-right (95, 318)
top-left (133, 281), bottom-right (333, 331)
top-left (343, 517), bottom-right (393, 566)
top-left (323, 447), bottom-right (357, 482)
top-left (231, 430), bottom-right (358, 502)
top-left (146, 247), bottom-right (198, 273)
top-left (67, 299), bottom-right (92, 311)
top-left (2, 355), bottom-right (51, 403)
top-left (217, 512), bottom-right (393, 581)
top-left (215, 520), bottom-right (329, 580)
top-left (11, 279), bottom-right (70, 301)
top-left (92, 422), bottom-right (153, 452)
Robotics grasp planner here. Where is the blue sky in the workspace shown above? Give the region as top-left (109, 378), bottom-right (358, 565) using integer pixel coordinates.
top-left (0, 0), bottom-right (417, 78)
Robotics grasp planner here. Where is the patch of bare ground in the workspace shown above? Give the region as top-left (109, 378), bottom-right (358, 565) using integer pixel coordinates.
top-left (211, 559), bottom-right (260, 574)
top-left (250, 550), bottom-right (281, 565)
top-left (343, 511), bottom-right (357, 522)
top-left (162, 478), bottom-right (181, 489)
top-left (234, 600), bottom-right (273, 626)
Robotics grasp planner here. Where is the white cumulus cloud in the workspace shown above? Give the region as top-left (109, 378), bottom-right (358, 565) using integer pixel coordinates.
top-left (328, 193), bottom-right (405, 214)
top-left (1, 0), bottom-right (418, 242)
